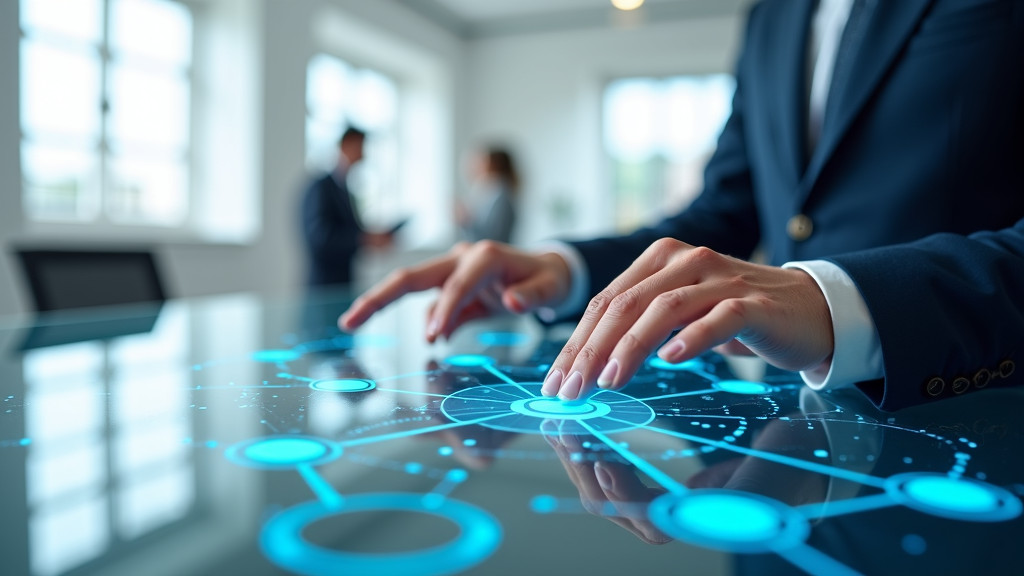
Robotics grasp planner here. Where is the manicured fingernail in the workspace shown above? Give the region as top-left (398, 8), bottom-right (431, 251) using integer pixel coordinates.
top-left (558, 371), bottom-right (583, 401)
top-left (427, 317), bottom-right (440, 338)
top-left (594, 462), bottom-right (614, 491)
top-left (597, 359), bottom-right (619, 389)
top-left (660, 340), bottom-right (686, 361)
top-left (509, 290), bottom-right (527, 308)
top-left (541, 370), bottom-right (563, 396)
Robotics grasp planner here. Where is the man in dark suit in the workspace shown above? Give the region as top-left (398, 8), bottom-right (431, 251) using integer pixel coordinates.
top-left (301, 127), bottom-right (394, 288)
top-left (341, 0), bottom-right (1024, 411)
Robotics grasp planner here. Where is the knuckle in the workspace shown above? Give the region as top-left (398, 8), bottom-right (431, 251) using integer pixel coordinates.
top-left (722, 298), bottom-right (748, 319)
top-left (652, 290), bottom-right (685, 313)
top-left (576, 346), bottom-right (601, 365)
top-left (387, 268), bottom-right (412, 288)
top-left (607, 290), bottom-right (642, 318)
top-left (617, 331), bottom-right (646, 355)
top-left (687, 245), bottom-right (718, 265)
top-left (474, 240), bottom-right (502, 257)
top-left (586, 293), bottom-right (612, 317)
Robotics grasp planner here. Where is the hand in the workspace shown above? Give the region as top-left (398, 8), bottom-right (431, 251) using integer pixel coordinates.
top-left (362, 232), bottom-right (394, 249)
top-left (541, 238), bottom-right (833, 400)
top-left (340, 241), bottom-right (572, 343)
top-left (543, 421), bottom-right (671, 544)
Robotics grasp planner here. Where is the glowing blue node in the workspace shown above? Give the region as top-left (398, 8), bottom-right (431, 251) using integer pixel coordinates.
top-left (252, 349), bottom-right (302, 364)
top-left (885, 473), bottom-right (1023, 522)
top-left (901, 534), bottom-right (927, 556)
top-left (647, 357), bottom-right (706, 372)
top-left (443, 354), bottom-right (496, 368)
top-left (447, 469), bottom-right (469, 483)
top-left (260, 494), bottom-right (502, 576)
top-left (310, 378), bottom-right (376, 393)
top-left (531, 495), bottom-right (558, 514)
top-left (477, 332), bottom-right (529, 347)
top-left (648, 490), bottom-right (809, 553)
top-left (713, 380), bottom-right (773, 395)
top-left (225, 436), bottom-right (342, 470)
top-left (441, 383), bottom-right (654, 435)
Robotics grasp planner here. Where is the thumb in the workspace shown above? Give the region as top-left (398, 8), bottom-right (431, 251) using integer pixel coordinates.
top-left (502, 273), bottom-right (563, 313)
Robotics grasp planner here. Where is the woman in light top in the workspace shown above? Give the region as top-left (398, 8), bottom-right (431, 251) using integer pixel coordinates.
top-left (456, 146), bottom-right (519, 244)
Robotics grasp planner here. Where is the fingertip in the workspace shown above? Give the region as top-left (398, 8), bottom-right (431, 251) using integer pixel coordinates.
top-left (541, 370), bottom-right (563, 397)
top-left (558, 371), bottom-right (584, 401)
top-left (658, 339), bottom-right (686, 363)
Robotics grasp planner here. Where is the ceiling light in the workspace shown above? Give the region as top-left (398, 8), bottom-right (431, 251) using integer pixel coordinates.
top-left (611, 0), bottom-right (645, 10)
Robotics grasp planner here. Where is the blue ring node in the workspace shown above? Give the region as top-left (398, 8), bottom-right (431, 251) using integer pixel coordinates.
top-left (885, 472), bottom-right (1022, 522)
top-left (225, 436), bottom-right (343, 470)
top-left (260, 493), bottom-right (502, 576)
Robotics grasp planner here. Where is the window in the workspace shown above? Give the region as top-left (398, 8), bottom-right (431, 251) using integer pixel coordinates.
top-left (20, 0), bottom-right (193, 227)
top-left (604, 74), bottom-right (735, 232)
top-left (305, 53), bottom-right (402, 229)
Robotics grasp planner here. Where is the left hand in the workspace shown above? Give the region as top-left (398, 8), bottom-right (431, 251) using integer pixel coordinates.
top-left (542, 238), bottom-right (834, 400)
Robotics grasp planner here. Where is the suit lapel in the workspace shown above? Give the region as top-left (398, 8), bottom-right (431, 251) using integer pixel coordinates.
top-left (773, 0), bottom-right (815, 183)
top-left (800, 0), bottom-right (935, 196)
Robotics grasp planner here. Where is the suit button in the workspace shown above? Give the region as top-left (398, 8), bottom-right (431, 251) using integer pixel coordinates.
top-left (787, 214), bottom-right (813, 242)
top-left (925, 377), bottom-right (945, 396)
top-left (999, 360), bottom-right (1015, 378)
top-left (973, 369), bottom-right (991, 388)
top-left (952, 377), bottom-right (971, 394)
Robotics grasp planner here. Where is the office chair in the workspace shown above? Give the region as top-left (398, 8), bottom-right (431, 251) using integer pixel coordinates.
top-left (14, 248), bottom-right (168, 312)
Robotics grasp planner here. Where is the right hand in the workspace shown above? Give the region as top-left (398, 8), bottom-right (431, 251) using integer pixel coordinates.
top-left (339, 240), bottom-right (572, 342)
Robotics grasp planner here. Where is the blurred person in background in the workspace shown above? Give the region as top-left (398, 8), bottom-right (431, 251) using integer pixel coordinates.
top-left (301, 126), bottom-right (396, 288)
top-left (456, 146), bottom-right (519, 244)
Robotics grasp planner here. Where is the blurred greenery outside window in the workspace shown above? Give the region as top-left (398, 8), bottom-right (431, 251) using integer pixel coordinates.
top-left (20, 0), bottom-right (193, 227)
top-left (305, 53), bottom-right (402, 230)
top-left (604, 74), bottom-right (735, 232)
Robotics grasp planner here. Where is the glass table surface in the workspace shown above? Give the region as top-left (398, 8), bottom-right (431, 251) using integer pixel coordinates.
top-left (0, 291), bottom-right (1021, 576)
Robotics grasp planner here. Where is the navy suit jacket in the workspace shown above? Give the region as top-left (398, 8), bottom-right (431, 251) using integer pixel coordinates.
top-left (570, 0), bottom-right (1024, 410)
top-left (301, 171), bottom-right (363, 287)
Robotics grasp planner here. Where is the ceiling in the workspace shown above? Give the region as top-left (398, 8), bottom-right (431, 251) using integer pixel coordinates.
top-left (393, 0), bottom-right (751, 38)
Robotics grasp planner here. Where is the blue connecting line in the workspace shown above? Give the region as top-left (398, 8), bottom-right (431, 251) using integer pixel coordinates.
top-left (373, 387), bottom-right (453, 399)
top-left (296, 463), bottom-right (344, 509)
top-left (618, 419), bottom-right (887, 489)
top-left (778, 543), bottom-right (866, 576)
top-left (797, 493), bottom-right (897, 520)
top-left (338, 413), bottom-right (507, 448)
top-left (605, 389), bottom-right (719, 404)
top-left (482, 364), bottom-right (536, 398)
top-left (579, 420), bottom-right (688, 495)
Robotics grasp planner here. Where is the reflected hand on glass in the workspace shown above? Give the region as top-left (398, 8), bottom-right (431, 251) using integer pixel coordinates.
top-left (542, 238), bottom-right (834, 401)
top-left (544, 421), bottom-right (671, 545)
top-left (339, 241), bottom-right (571, 343)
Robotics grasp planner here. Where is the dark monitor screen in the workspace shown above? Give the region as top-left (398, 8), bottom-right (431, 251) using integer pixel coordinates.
top-left (16, 249), bottom-right (166, 312)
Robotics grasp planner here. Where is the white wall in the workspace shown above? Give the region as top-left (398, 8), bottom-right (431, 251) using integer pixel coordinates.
top-left (462, 16), bottom-right (744, 245)
top-left (0, 0), bottom-right (463, 316)
top-left (0, 1), bottom-right (745, 316)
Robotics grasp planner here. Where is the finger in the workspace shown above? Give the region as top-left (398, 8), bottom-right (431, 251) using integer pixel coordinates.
top-left (658, 298), bottom-right (752, 365)
top-left (712, 340), bottom-right (755, 356)
top-left (340, 254), bottom-right (459, 331)
top-left (502, 272), bottom-right (560, 313)
top-left (428, 242), bottom-right (508, 341)
top-left (598, 281), bottom-right (729, 391)
top-left (542, 239), bottom-right (691, 398)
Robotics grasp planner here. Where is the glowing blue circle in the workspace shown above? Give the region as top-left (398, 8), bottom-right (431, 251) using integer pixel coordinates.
top-left (477, 332), bottom-right (529, 347)
top-left (252, 349), bottom-right (302, 364)
top-left (647, 357), bottom-right (706, 371)
top-left (648, 490), bottom-right (809, 553)
top-left (310, 378), bottom-right (376, 393)
top-left (713, 380), bottom-right (773, 395)
top-left (509, 397), bottom-right (612, 420)
top-left (260, 493), bottom-right (502, 576)
top-left (441, 383), bottom-right (654, 435)
top-left (885, 473), bottom-right (1023, 522)
top-left (443, 354), bottom-right (496, 368)
top-left (225, 436), bottom-right (342, 470)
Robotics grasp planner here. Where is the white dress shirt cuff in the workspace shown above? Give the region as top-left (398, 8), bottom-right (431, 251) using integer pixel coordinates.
top-left (782, 260), bottom-right (884, 390)
top-left (531, 242), bottom-right (590, 323)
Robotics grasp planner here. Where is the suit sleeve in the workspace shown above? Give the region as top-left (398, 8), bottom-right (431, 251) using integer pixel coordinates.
top-left (827, 219), bottom-right (1024, 411)
top-left (569, 5), bottom-right (762, 298)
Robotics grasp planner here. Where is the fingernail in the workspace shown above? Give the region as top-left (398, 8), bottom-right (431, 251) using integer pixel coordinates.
top-left (427, 317), bottom-right (440, 338)
top-left (596, 359), bottom-right (619, 389)
top-left (541, 370), bottom-right (563, 396)
top-left (660, 340), bottom-right (686, 362)
top-left (509, 290), bottom-right (527, 308)
top-left (558, 371), bottom-right (583, 401)
top-left (594, 462), bottom-right (614, 491)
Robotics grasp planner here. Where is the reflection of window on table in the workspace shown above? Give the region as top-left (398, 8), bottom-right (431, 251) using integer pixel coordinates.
top-left (305, 53), bottom-right (402, 230)
top-left (23, 310), bottom-right (193, 576)
top-left (603, 75), bottom-right (734, 233)
top-left (20, 0), bottom-right (193, 227)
